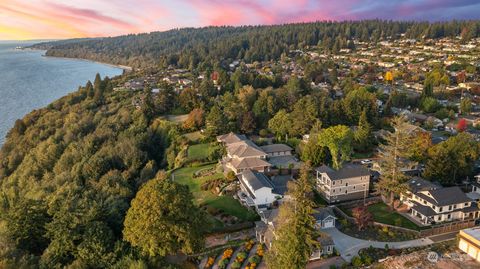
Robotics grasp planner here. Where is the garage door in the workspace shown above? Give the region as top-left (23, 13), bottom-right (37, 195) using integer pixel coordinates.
top-left (323, 219), bottom-right (334, 228)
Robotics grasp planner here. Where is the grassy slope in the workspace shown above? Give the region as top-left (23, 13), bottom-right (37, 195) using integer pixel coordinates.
top-left (187, 143), bottom-right (211, 161)
top-left (173, 164), bottom-right (257, 222)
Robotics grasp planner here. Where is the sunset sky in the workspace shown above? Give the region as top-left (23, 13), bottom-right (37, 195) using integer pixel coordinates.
top-left (1, 0), bottom-right (480, 40)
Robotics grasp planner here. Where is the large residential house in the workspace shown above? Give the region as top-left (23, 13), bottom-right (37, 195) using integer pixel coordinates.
top-left (218, 133), bottom-right (271, 174)
top-left (218, 133), bottom-right (301, 174)
top-left (238, 169), bottom-right (279, 209)
top-left (315, 164), bottom-right (371, 203)
top-left (403, 182), bottom-right (479, 225)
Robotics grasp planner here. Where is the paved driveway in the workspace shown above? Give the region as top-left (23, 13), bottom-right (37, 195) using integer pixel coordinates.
top-left (323, 228), bottom-right (434, 262)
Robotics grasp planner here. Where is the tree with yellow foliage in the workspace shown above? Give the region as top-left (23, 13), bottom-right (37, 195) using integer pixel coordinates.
top-left (384, 71), bottom-right (394, 84)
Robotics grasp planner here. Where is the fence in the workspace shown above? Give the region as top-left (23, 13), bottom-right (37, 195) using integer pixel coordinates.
top-left (419, 219), bottom-right (475, 237)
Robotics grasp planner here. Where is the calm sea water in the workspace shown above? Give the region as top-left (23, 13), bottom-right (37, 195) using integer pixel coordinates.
top-left (0, 41), bottom-right (123, 145)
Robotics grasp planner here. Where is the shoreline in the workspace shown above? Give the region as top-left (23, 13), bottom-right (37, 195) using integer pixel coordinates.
top-left (42, 54), bottom-right (133, 71)
top-left (19, 47), bottom-right (132, 71)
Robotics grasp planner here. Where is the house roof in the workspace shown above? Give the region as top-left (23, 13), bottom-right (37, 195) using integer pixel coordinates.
top-left (411, 201), bottom-right (437, 217)
top-left (315, 163), bottom-right (370, 180)
top-left (227, 140), bottom-right (266, 158)
top-left (240, 169), bottom-right (274, 191)
top-left (416, 186), bottom-right (472, 206)
top-left (260, 144), bottom-right (293, 154)
top-left (407, 177), bottom-right (440, 193)
top-left (313, 207), bottom-right (336, 221)
top-left (231, 157), bottom-right (272, 170)
top-left (217, 132), bottom-right (247, 144)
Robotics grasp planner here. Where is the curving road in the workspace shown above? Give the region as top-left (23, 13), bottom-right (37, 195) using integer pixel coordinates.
top-left (323, 227), bottom-right (434, 262)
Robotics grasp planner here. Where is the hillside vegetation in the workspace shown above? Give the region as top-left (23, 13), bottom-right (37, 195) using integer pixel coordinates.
top-left (30, 21), bottom-right (480, 68)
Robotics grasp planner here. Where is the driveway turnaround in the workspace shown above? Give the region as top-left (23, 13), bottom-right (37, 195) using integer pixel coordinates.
top-left (323, 227), bottom-right (434, 262)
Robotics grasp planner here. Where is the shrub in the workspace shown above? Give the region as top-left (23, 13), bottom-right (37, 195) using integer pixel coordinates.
top-left (259, 129), bottom-right (269, 137)
top-left (236, 251), bottom-right (247, 262)
top-left (351, 256), bottom-right (363, 267)
top-left (231, 261), bottom-right (242, 269)
top-left (204, 257), bottom-right (215, 269)
top-left (248, 255), bottom-right (260, 264)
top-left (329, 265), bottom-right (338, 269)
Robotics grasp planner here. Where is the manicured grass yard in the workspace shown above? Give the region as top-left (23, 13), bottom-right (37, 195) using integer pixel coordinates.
top-left (173, 164), bottom-right (257, 222)
top-left (367, 203), bottom-right (421, 231)
top-left (187, 143), bottom-right (211, 161)
top-left (341, 202), bottom-right (421, 231)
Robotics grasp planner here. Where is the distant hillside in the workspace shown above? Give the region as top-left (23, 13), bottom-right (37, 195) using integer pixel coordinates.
top-left (31, 20), bottom-right (480, 69)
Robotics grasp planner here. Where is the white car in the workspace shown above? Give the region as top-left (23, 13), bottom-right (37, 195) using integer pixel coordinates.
top-left (360, 159), bottom-right (372, 165)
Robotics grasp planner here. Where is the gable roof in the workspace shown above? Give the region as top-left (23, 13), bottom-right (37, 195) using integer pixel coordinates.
top-left (217, 132), bottom-right (247, 144)
top-left (313, 207), bottom-right (336, 221)
top-left (416, 186), bottom-right (471, 206)
top-left (315, 163), bottom-right (370, 180)
top-left (227, 140), bottom-right (267, 158)
top-left (260, 144), bottom-right (293, 154)
top-left (240, 169), bottom-right (274, 191)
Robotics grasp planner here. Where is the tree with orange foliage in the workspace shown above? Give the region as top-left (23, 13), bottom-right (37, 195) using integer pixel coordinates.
top-left (183, 108), bottom-right (204, 131)
top-left (352, 205), bottom-right (373, 231)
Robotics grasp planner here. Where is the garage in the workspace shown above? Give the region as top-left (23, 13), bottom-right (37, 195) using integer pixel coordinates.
top-left (322, 217), bottom-right (335, 228)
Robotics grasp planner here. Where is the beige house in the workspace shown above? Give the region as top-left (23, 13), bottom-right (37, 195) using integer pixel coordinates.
top-left (459, 228), bottom-right (480, 262)
top-left (218, 133), bottom-right (271, 174)
top-left (315, 164), bottom-right (370, 203)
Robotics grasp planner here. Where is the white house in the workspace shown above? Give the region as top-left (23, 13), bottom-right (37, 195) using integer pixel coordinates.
top-left (238, 169), bottom-right (279, 210)
top-left (405, 186), bottom-right (479, 225)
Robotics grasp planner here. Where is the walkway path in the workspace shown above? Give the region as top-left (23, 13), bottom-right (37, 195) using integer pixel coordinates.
top-left (323, 227), bottom-right (434, 262)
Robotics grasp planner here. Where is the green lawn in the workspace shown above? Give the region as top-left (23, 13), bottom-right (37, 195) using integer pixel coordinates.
top-left (173, 164), bottom-right (257, 222)
top-left (366, 203), bottom-right (421, 231)
top-left (340, 202), bottom-right (421, 231)
top-left (187, 143), bottom-right (211, 161)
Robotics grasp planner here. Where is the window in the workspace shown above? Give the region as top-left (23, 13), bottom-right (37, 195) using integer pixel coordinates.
top-left (332, 189), bottom-right (335, 193)
top-left (453, 205), bottom-right (457, 209)
top-left (439, 207), bottom-right (443, 212)
top-left (432, 205), bottom-right (436, 210)
top-left (353, 186), bottom-right (356, 190)
top-left (465, 202), bottom-right (470, 206)
top-left (448, 205), bottom-right (452, 211)
top-left (332, 181), bottom-right (335, 186)
top-left (345, 190), bottom-right (348, 194)
top-left (447, 214), bottom-right (451, 219)
top-left (345, 183), bottom-right (348, 187)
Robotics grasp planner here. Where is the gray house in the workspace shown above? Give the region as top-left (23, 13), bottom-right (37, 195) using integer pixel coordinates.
top-left (315, 164), bottom-right (371, 203)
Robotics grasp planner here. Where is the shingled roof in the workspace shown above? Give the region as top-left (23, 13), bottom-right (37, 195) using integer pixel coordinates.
top-left (217, 132), bottom-right (247, 144)
top-left (227, 140), bottom-right (267, 158)
top-left (315, 163), bottom-right (370, 180)
top-left (416, 186), bottom-right (472, 207)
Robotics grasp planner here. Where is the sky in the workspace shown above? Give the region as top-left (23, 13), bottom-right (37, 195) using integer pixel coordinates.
top-left (1, 0), bottom-right (480, 40)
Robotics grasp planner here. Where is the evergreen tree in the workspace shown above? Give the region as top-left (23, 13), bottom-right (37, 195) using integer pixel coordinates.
top-left (266, 163), bottom-right (318, 269)
top-left (376, 116), bottom-right (414, 208)
top-left (205, 105), bottom-right (228, 137)
top-left (85, 80), bottom-right (94, 98)
top-left (93, 73), bottom-right (105, 104)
